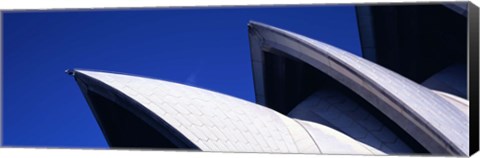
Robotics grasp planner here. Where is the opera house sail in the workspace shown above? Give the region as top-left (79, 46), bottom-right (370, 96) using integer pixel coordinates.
top-left (68, 22), bottom-right (469, 156)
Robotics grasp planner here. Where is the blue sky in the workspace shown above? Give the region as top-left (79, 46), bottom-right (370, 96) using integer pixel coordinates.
top-left (2, 5), bottom-right (362, 148)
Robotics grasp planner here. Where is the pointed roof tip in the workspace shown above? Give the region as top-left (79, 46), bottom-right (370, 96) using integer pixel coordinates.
top-left (248, 20), bottom-right (263, 26)
top-left (248, 20), bottom-right (258, 24)
top-left (65, 69), bottom-right (76, 76)
top-left (247, 21), bottom-right (278, 32)
top-left (248, 21), bottom-right (269, 34)
top-left (248, 21), bottom-right (270, 28)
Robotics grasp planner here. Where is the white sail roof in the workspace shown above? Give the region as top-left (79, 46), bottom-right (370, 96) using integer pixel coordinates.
top-left (73, 69), bottom-right (383, 155)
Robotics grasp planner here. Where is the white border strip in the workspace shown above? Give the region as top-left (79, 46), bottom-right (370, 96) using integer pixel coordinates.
top-left (0, 0), bottom-right (464, 11)
top-left (0, 148), bottom-right (454, 158)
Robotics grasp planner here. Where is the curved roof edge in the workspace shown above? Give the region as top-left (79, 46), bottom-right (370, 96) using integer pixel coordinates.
top-left (247, 21), bottom-right (468, 156)
top-left (72, 69), bottom-right (200, 149)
